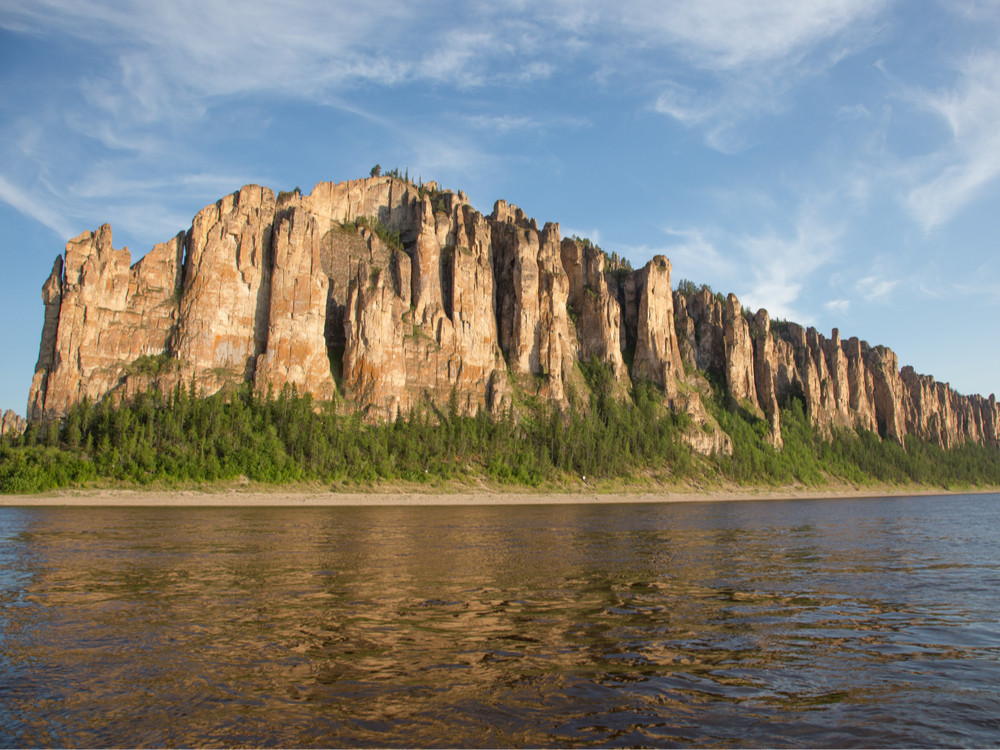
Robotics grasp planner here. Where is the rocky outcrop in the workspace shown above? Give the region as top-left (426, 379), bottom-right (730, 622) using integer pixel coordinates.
top-left (722, 294), bottom-right (758, 411)
top-left (1, 410), bottom-right (27, 438)
top-left (28, 224), bottom-right (184, 421)
top-left (674, 288), bottom-right (724, 375)
top-left (561, 238), bottom-right (628, 381)
top-left (632, 256), bottom-right (685, 399)
top-left (673, 287), bottom-right (1000, 450)
top-left (750, 310), bottom-right (782, 448)
top-left (491, 202), bottom-right (575, 405)
top-left (26, 175), bottom-right (999, 458)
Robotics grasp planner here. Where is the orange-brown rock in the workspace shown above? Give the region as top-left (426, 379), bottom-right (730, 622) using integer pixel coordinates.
top-left (253, 202), bottom-right (337, 401)
top-left (560, 238), bottom-right (628, 381)
top-left (491, 203), bottom-right (574, 405)
top-left (28, 224), bottom-right (184, 420)
top-left (843, 336), bottom-right (878, 433)
top-left (27, 256), bottom-right (64, 422)
top-left (750, 310), bottom-right (782, 448)
top-left (674, 284), bottom-right (1000, 450)
top-left (25, 174), bottom-right (999, 459)
top-left (1, 409), bottom-right (27, 438)
top-left (632, 256), bottom-right (685, 399)
top-left (722, 293), bottom-right (758, 411)
top-left (674, 287), bottom-right (725, 375)
top-left (172, 185), bottom-right (275, 393)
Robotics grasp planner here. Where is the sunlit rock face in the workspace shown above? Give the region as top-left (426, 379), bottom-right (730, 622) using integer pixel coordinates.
top-left (1, 409), bottom-right (27, 438)
top-left (671, 286), bottom-right (999, 450)
top-left (27, 176), bottom-right (1000, 454)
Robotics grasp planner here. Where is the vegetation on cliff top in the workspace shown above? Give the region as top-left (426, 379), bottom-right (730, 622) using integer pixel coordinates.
top-left (3, 362), bottom-right (999, 494)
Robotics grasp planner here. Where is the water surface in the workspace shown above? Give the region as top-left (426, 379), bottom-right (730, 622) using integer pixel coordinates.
top-left (2, 494), bottom-right (999, 747)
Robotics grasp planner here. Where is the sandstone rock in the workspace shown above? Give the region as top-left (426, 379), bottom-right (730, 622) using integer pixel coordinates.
top-left (27, 256), bottom-right (63, 422)
top-left (675, 387), bottom-right (734, 455)
top-left (632, 256), bottom-right (686, 399)
top-left (822, 328), bottom-right (851, 425)
top-left (673, 292), bottom-right (697, 372)
top-left (173, 185), bottom-right (276, 394)
top-left (27, 224), bottom-right (184, 421)
top-left (684, 288), bottom-right (726, 375)
top-left (24, 174), bottom-right (1000, 462)
top-left (751, 309), bottom-right (782, 448)
top-left (866, 345), bottom-right (906, 443)
top-left (333, 180), bottom-right (507, 419)
top-left (491, 204), bottom-right (573, 405)
top-left (844, 336), bottom-right (878, 433)
top-left (722, 294), bottom-right (759, 412)
top-left (560, 238), bottom-right (628, 381)
top-left (254, 206), bottom-right (337, 401)
top-left (343, 260), bottom-right (409, 419)
top-left (1, 409), bottom-right (27, 438)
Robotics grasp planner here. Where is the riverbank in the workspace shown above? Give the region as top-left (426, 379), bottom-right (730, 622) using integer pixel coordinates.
top-left (3, 478), bottom-right (996, 506)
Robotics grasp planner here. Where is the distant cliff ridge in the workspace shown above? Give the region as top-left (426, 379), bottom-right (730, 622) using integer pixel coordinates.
top-left (1, 410), bottom-right (26, 438)
top-left (27, 176), bottom-right (1000, 453)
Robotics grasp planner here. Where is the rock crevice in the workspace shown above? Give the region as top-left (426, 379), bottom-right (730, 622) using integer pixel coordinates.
top-left (27, 176), bottom-right (999, 454)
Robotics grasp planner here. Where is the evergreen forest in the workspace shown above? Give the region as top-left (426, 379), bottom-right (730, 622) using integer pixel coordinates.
top-left (3, 362), bottom-right (1000, 494)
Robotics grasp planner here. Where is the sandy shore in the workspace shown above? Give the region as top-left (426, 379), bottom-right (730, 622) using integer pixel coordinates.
top-left (2, 484), bottom-right (992, 507)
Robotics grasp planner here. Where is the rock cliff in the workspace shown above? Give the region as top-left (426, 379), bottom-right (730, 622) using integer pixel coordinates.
top-left (673, 284), bottom-right (999, 449)
top-left (1, 410), bottom-right (27, 438)
top-left (27, 176), bottom-right (1000, 454)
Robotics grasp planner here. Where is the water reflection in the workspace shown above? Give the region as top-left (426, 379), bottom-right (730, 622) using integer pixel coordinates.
top-left (1, 495), bottom-right (999, 747)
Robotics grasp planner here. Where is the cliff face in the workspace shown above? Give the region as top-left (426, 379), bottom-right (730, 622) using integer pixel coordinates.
top-left (672, 287), bottom-right (1000, 449)
top-left (27, 176), bottom-right (1000, 453)
top-left (1, 410), bottom-right (27, 438)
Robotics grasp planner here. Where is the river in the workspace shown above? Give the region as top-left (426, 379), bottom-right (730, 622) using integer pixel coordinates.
top-left (2, 494), bottom-right (999, 747)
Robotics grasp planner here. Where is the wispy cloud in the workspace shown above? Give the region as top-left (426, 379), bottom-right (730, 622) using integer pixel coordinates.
top-left (634, 0), bottom-right (888, 150)
top-left (465, 113), bottom-right (589, 134)
top-left (736, 212), bottom-right (841, 321)
top-left (0, 175), bottom-right (76, 239)
top-left (1, 1), bottom-right (560, 119)
top-left (651, 204), bottom-right (841, 323)
top-left (856, 274), bottom-right (900, 301)
top-left (656, 227), bottom-right (734, 285)
top-left (617, 0), bottom-right (885, 70)
top-left (905, 51), bottom-right (1000, 230)
top-left (824, 298), bottom-right (851, 315)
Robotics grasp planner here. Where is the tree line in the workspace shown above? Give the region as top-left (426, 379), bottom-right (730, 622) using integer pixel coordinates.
top-left (2, 364), bottom-right (1000, 493)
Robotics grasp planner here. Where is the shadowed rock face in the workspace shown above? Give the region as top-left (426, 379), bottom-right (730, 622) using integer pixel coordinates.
top-left (27, 177), bottom-right (1000, 454)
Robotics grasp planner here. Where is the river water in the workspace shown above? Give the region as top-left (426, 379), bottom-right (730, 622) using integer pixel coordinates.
top-left (1, 494), bottom-right (999, 748)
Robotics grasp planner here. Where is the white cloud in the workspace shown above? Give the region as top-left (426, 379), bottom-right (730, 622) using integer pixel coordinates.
top-left (1, 1), bottom-right (557, 115)
top-left (905, 51), bottom-right (1000, 229)
top-left (836, 103), bottom-right (871, 120)
top-left (824, 298), bottom-right (851, 315)
top-left (616, 0), bottom-right (885, 71)
top-left (1, 0), bottom-right (890, 162)
top-left (632, 0), bottom-right (888, 149)
top-left (856, 274), bottom-right (900, 301)
top-left (736, 212), bottom-right (841, 321)
top-left (465, 113), bottom-right (589, 134)
top-left (652, 82), bottom-right (715, 127)
top-left (0, 175), bottom-right (76, 239)
top-left (656, 227), bottom-right (733, 285)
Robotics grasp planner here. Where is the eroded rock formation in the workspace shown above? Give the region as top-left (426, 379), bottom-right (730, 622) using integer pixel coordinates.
top-left (1, 410), bottom-right (27, 438)
top-left (27, 176), bottom-right (1000, 455)
top-left (672, 286), bottom-right (999, 449)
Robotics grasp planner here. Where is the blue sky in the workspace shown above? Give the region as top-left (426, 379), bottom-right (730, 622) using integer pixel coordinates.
top-left (2, 0), bottom-right (999, 417)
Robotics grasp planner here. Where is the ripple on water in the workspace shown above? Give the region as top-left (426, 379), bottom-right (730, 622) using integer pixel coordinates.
top-left (1, 495), bottom-right (1000, 747)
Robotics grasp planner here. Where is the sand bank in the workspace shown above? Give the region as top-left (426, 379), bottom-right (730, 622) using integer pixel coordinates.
top-left (2, 484), bottom-right (991, 507)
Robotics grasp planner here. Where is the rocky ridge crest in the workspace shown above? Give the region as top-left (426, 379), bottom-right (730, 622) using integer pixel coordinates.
top-left (27, 176), bottom-right (1000, 454)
